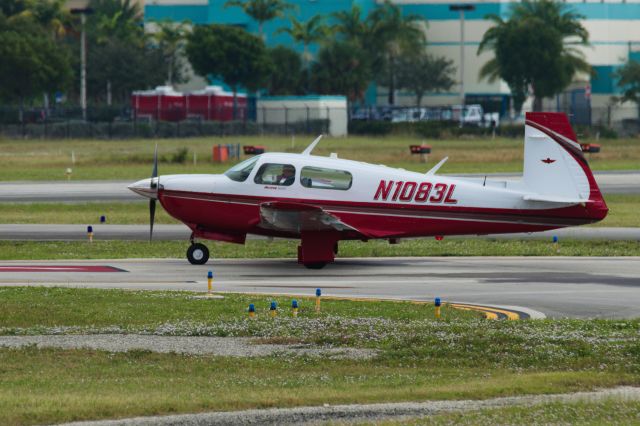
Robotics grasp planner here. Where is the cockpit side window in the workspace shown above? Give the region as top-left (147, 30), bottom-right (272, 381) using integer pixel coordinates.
top-left (224, 156), bottom-right (259, 182)
top-left (301, 166), bottom-right (352, 190)
top-left (254, 163), bottom-right (296, 186)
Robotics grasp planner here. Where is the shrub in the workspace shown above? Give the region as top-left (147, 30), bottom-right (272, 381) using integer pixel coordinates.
top-left (348, 120), bottom-right (392, 136)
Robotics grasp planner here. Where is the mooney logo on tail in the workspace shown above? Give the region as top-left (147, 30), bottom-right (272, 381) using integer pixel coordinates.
top-left (541, 158), bottom-right (556, 164)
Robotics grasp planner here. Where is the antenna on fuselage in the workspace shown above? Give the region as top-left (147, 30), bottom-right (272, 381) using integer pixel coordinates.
top-left (301, 135), bottom-right (323, 155)
top-left (425, 156), bottom-right (448, 176)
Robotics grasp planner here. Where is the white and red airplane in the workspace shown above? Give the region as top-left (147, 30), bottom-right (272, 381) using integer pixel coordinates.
top-left (129, 112), bottom-right (608, 269)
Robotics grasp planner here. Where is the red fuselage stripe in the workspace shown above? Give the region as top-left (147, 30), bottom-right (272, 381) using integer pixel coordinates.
top-left (161, 189), bottom-right (594, 227)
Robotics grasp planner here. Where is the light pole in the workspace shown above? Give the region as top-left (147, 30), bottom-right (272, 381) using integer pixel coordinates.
top-left (71, 7), bottom-right (94, 121)
top-left (449, 4), bottom-right (475, 117)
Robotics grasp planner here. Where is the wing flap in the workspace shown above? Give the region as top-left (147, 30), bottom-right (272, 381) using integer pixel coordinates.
top-left (259, 202), bottom-right (363, 234)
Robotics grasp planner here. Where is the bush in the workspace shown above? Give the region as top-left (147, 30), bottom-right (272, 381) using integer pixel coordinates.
top-left (574, 124), bottom-right (618, 139)
top-left (349, 120), bottom-right (392, 136)
top-left (496, 124), bottom-right (524, 138)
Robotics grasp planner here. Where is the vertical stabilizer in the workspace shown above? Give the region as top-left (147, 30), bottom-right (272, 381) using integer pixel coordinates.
top-left (523, 113), bottom-right (607, 219)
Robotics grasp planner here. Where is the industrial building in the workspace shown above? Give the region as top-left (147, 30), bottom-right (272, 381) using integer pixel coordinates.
top-left (144, 0), bottom-right (640, 125)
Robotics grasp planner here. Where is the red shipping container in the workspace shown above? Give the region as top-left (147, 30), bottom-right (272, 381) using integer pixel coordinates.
top-left (186, 86), bottom-right (247, 122)
top-left (131, 86), bottom-right (186, 122)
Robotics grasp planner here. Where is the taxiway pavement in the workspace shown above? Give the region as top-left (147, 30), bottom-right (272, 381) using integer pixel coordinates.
top-left (1, 257), bottom-right (638, 319)
top-left (1, 224), bottom-right (637, 241)
top-left (1, 171), bottom-right (638, 202)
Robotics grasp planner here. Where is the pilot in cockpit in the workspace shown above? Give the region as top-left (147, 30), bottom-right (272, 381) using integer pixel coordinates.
top-left (277, 165), bottom-right (295, 186)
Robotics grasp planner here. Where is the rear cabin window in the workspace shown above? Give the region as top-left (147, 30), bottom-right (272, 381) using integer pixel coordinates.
top-left (300, 166), bottom-right (352, 190)
top-left (254, 163), bottom-right (296, 186)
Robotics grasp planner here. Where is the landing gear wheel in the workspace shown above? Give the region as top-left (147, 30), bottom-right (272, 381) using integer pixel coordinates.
top-left (187, 243), bottom-right (209, 265)
top-left (304, 262), bottom-right (327, 270)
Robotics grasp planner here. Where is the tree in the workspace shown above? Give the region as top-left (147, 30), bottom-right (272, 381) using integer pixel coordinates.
top-left (1, 0), bottom-right (28, 18)
top-left (150, 19), bottom-right (190, 85)
top-left (224, 0), bottom-right (293, 40)
top-left (10, 0), bottom-right (69, 39)
top-left (331, 5), bottom-right (368, 45)
top-left (396, 53), bottom-right (456, 107)
top-left (87, 38), bottom-right (166, 104)
top-left (80, 0), bottom-right (168, 104)
top-left (614, 60), bottom-right (640, 117)
top-left (277, 15), bottom-right (327, 67)
top-left (88, 0), bottom-right (143, 44)
top-left (310, 41), bottom-right (372, 104)
top-left (187, 24), bottom-right (272, 113)
top-left (0, 15), bottom-right (72, 112)
top-left (478, 0), bottom-right (590, 113)
top-left (365, 0), bottom-right (426, 105)
top-left (266, 45), bottom-right (303, 95)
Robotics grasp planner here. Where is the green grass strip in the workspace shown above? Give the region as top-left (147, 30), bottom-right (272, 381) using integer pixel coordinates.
top-left (0, 239), bottom-right (638, 261)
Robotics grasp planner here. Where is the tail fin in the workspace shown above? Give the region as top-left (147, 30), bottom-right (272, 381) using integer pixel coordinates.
top-left (523, 113), bottom-right (607, 219)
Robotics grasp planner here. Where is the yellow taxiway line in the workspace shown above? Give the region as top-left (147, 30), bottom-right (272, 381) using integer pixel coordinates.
top-left (227, 292), bottom-right (527, 320)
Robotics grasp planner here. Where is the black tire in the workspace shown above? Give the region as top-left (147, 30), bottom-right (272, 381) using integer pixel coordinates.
top-left (187, 243), bottom-right (209, 265)
top-left (304, 262), bottom-right (327, 270)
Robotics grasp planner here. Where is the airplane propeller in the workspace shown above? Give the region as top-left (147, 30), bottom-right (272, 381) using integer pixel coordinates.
top-left (149, 144), bottom-right (158, 241)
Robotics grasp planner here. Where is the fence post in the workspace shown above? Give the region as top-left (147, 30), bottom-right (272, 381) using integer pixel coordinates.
top-left (284, 106), bottom-right (288, 135)
top-left (306, 106), bottom-right (310, 134)
top-left (326, 106), bottom-right (330, 135)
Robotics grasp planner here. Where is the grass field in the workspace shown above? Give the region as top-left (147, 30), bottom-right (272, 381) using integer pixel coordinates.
top-left (0, 134), bottom-right (638, 181)
top-left (0, 239), bottom-right (638, 260)
top-left (0, 287), bottom-right (639, 425)
top-left (0, 194), bottom-right (637, 227)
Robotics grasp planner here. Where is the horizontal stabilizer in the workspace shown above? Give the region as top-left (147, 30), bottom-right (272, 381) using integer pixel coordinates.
top-left (523, 194), bottom-right (592, 204)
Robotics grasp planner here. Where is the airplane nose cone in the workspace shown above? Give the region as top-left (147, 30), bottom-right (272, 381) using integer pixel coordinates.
top-left (128, 178), bottom-right (158, 199)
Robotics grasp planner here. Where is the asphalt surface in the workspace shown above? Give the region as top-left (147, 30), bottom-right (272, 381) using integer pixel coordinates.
top-left (0, 224), bottom-right (637, 241)
top-left (1, 257), bottom-right (639, 319)
top-left (1, 171), bottom-right (638, 202)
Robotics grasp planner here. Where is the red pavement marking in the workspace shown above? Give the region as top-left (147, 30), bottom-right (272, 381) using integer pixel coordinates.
top-left (0, 266), bottom-right (127, 273)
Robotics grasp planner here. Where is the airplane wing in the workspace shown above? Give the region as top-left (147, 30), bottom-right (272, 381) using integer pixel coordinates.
top-left (259, 201), bottom-right (363, 234)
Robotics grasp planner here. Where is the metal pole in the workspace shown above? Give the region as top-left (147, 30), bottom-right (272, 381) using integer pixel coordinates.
top-left (80, 13), bottom-right (87, 122)
top-left (460, 10), bottom-right (465, 108)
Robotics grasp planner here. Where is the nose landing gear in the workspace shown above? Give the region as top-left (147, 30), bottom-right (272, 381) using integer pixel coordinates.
top-left (187, 242), bottom-right (209, 265)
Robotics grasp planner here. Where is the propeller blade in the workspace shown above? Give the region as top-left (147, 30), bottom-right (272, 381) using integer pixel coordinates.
top-left (151, 144), bottom-right (158, 182)
top-left (149, 199), bottom-right (156, 241)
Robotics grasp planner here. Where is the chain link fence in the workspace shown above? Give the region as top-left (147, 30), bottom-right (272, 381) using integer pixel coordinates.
top-left (0, 105), bottom-right (331, 139)
top-left (0, 103), bottom-right (638, 139)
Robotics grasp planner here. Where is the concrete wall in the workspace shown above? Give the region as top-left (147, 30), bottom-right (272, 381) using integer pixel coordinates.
top-left (256, 96), bottom-right (348, 137)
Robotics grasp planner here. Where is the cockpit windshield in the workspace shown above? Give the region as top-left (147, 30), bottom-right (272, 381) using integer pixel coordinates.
top-left (224, 156), bottom-right (260, 182)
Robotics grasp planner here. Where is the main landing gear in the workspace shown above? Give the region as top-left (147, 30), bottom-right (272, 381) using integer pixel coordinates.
top-left (187, 242), bottom-right (209, 265)
top-left (298, 232), bottom-right (340, 270)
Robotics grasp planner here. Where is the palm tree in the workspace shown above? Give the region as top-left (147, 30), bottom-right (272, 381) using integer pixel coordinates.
top-left (277, 15), bottom-right (327, 67)
top-left (225, 0), bottom-right (294, 40)
top-left (478, 0), bottom-right (590, 112)
top-left (151, 19), bottom-right (190, 85)
top-left (367, 0), bottom-right (426, 105)
top-left (331, 5), bottom-right (368, 46)
top-left (89, 0), bottom-right (143, 44)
